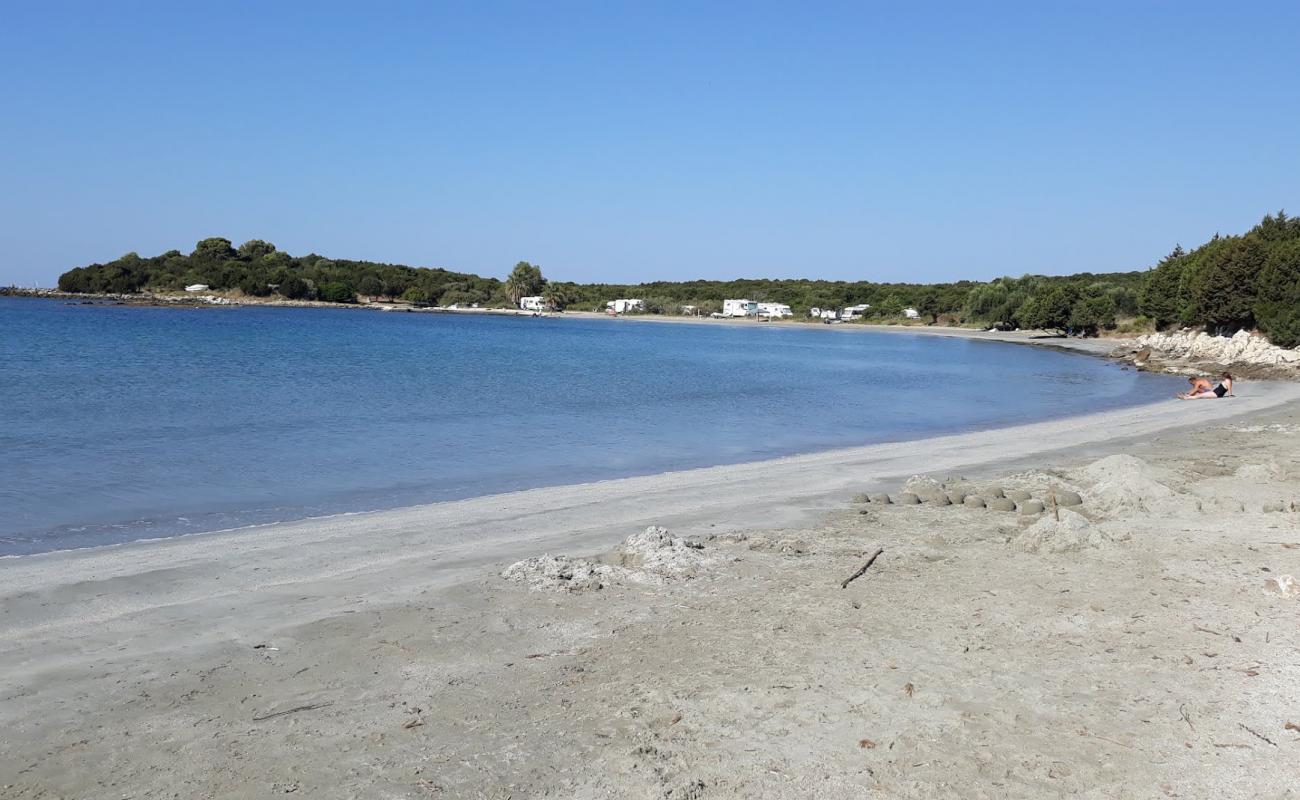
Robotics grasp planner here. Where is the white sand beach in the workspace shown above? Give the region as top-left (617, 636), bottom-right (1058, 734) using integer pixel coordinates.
top-left (4, 381), bottom-right (1300, 798)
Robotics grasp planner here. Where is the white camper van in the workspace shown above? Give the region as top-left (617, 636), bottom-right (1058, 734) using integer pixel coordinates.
top-left (722, 299), bottom-right (758, 318)
top-left (841, 304), bottom-right (871, 321)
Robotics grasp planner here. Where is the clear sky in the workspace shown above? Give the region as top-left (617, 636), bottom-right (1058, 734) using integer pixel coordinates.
top-left (2, 1), bottom-right (1298, 287)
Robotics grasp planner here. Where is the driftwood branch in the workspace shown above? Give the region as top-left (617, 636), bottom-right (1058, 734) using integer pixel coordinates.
top-left (841, 548), bottom-right (884, 589)
top-left (1238, 723), bottom-right (1277, 747)
top-left (252, 701), bottom-right (333, 722)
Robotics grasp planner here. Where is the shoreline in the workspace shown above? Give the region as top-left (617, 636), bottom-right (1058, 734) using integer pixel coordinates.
top-left (560, 308), bottom-right (1126, 356)
top-left (5, 291), bottom-right (1127, 357)
top-left (5, 376), bottom-right (1300, 796)
top-left (5, 379), bottom-right (1297, 611)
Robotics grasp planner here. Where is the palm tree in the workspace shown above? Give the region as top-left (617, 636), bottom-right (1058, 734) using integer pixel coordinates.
top-left (504, 261), bottom-right (545, 306)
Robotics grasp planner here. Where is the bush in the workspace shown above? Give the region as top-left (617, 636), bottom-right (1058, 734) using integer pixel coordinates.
top-left (1256, 304), bottom-right (1300, 349)
top-left (317, 282), bottom-right (356, 303)
top-left (278, 275), bottom-right (310, 299)
top-left (1070, 293), bottom-right (1117, 336)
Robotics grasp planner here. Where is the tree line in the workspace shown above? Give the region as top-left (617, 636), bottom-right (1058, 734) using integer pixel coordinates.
top-left (57, 237), bottom-right (504, 307)
top-left (54, 212), bottom-right (1299, 345)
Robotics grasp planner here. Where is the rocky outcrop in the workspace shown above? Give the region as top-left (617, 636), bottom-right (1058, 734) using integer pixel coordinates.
top-left (1116, 330), bottom-right (1300, 377)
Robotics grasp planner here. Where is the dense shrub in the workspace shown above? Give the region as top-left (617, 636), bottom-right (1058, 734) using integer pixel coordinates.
top-left (316, 282), bottom-right (356, 303)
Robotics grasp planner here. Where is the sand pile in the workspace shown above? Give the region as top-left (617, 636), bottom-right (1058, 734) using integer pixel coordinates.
top-left (612, 526), bottom-right (715, 580)
top-left (501, 554), bottom-right (628, 592)
top-left (1073, 454), bottom-right (1195, 517)
top-left (1013, 508), bottom-right (1129, 553)
top-left (504, 526), bottom-right (715, 592)
top-left (1235, 461), bottom-right (1286, 482)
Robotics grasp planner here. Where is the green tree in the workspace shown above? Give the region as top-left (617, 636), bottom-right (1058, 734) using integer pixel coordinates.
top-left (237, 239), bottom-right (277, 260)
top-left (1192, 237), bottom-right (1264, 332)
top-left (317, 282), bottom-right (356, 303)
top-left (357, 274), bottom-right (384, 298)
top-left (917, 290), bottom-right (941, 324)
top-left (1254, 238), bottom-right (1300, 347)
top-left (542, 282), bottom-right (576, 311)
top-left (279, 275), bottom-right (310, 299)
top-left (1070, 293), bottom-right (1117, 336)
top-left (1020, 285), bottom-right (1078, 333)
top-left (504, 261), bottom-right (546, 306)
top-left (876, 294), bottom-right (904, 317)
top-left (192, 237), bottom-right (236, 260)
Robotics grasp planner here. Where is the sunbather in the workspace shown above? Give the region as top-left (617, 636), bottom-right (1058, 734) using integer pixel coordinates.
top-left (1180, 372), bottom-right (1233, 400)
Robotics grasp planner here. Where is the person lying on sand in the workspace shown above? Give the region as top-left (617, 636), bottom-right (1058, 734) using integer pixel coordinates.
top-left (1179, 372), bottom-right (1233, 400)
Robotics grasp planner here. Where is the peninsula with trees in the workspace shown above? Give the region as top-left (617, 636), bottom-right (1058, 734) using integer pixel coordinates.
top-left (29, 212), bottom-right (1300, 348)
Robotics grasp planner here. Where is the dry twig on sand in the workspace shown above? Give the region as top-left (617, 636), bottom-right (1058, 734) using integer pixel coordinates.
top-left (1238, 723), bottom-right (1277, 747)
top-left (841, 548), bottom-right (884, 589)
top-left (252, 702), bottom-right (334, 722)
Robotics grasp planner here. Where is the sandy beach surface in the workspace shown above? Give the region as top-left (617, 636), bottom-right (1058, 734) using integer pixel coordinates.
top-left (5, 379), bottom-right (1300, 797)
top-left (562, 310), bottom-right (1123, 355)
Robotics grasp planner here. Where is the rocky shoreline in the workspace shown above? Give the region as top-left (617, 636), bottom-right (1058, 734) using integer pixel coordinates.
top-left (1111, 329), bottom-right (1300, 381)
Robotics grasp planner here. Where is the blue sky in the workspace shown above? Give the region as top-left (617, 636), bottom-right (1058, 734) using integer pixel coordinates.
top-left (2, 1), bottom-right (1298, 287)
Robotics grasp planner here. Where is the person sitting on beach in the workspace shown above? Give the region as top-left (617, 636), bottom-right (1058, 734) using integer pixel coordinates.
top-left (1180, 372), bottom-right (1233, 400)
top-left (1177, 376), bottom-right (1212, 399)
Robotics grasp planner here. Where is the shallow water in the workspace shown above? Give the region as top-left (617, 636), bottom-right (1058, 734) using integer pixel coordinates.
top-left (0, 297), bottom-right (1182, 554)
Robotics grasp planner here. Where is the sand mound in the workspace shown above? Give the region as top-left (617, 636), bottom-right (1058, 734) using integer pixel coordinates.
top-left (1076, 454), bottom-right (1166, 485)
top-left (902, 475), bottom-right (948, 503)
top-left (502, 554), bottom-right (629, 593)
top-left (613, 526), bottom-right (715, 580)
top-left (1014, 508), bottom-right (1129, 553)
top-left (1074, 454), bottom-right (1193, 517)
top-left (1236, 461), bottom-right (1285, 482)
top-left (504, 527), bottom-right (715, 592)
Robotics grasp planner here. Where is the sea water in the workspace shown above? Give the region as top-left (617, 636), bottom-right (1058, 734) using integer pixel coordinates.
top-left (0, 297), bottom-right (1183, 555)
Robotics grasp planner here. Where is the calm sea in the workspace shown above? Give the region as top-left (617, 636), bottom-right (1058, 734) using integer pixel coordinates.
top-left (0, 297), bottom-right (1182, 555)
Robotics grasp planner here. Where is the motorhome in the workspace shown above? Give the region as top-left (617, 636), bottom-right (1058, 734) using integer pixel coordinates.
top-left (722, 299), bottom-right (758, 317)
top-left (519, 296), bottom-right (546, 311)
top-left (757, 302), bottom-right (793, 319)
top-left (904, 307), bottom-right (921, 319)
top-left (841, 303), bottom-right (871, 321)
top-left (605, 298), bottom-right (645, 314)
